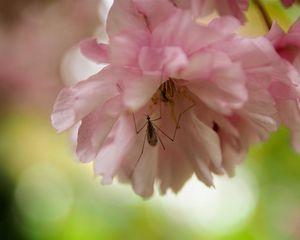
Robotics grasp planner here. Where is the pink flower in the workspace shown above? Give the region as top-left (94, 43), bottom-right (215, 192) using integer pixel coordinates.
top-left (52, 0), bottom-right (299, 197)
top-left (267, 19), bottom-right (300, 152)
top-left (0, 0), bottom-right (100, 110)
top-left (268, 19), bottom-right (300, 67)
top-left (172, 0), bottom-right (249, 23)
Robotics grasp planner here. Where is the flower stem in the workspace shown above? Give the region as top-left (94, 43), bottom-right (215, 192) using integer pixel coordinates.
top-left (252, 0), bottom-right (272, 29)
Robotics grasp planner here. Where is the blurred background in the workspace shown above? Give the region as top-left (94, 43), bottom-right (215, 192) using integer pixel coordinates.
top-left (1, 0), bottom-right (300, 239)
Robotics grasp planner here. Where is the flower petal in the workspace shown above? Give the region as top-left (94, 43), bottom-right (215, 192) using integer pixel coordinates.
top-left (94, 114), bottom-right (136, 184)
top-left (152, 11), bottom-right (226, 55)
top-left (76, 95), bottom-right (123, 163)
top-left (121, 73), bottom-right (161, 111)
top-left (80, 38), bottom-right (109, 63)
top-left (51, 67), bottom-right (120, 132)
top-left (188, 60), bottom-right (248, 114)
top-left (131, 143), bottom-right (158, 198)
top-left (106, 0), bottom-right (147, 36)
top-left (132, 0), bottom-right (177, 30)
top-left (138, 46), bottom-right (188, 75)
top-left (109, 30), bottom-right (150, 66)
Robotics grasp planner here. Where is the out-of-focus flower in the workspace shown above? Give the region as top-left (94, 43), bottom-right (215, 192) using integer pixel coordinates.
top-left (267, 18), bottom-right (300, 152)
top-left (51, 0), bottom-right (300, 198)
top-left (281, 0), bottom-right (300, 7)
top-left (0, 0), bottom-right (101, 111)
top-left (268, 18), bottom-right (300, 67)
top-left (172, 0), bottom-right (249, 23)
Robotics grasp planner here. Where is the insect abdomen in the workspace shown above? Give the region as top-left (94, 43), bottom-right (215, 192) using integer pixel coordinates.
top-left (147, 123), bottom-right (158, 146)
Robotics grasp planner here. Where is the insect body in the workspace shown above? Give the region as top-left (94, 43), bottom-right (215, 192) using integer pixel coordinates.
top-left (146, 115), bottom-right (158, 146)
top-left (159, 79), bottom-right (176, 103)
top-left (129, 113), bottom-right (167, 178)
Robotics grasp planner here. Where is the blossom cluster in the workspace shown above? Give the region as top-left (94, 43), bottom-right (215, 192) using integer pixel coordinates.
top-left (52, 0), bottom-right (300, 198)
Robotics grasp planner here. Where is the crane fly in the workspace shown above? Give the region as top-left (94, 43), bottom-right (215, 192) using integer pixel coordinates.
top-left (129, 77), bottom-right (196, 178)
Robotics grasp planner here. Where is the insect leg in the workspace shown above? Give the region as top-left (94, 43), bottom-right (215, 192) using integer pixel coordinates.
top-left (172, 101), bottom-right (196, 139)
top-left (156, 132), bottom-right (166, 150)
top-left (153, 101), bottom-right (196, 142)
top-left (129, 132), bottom-right (147, 179)
top-left (132, 112), bottom-right (147, 134)
top-left (153, 123), bottom-right (174, 142)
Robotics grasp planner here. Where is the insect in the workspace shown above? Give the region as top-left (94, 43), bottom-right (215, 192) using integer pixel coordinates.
top-left (128, 112), bottom-right (171, 178)
top-left (132, 113), bottom-right (169, 161)
top-left (128, 76), bottom-right (196, 178)
top-left (159, 78), bottom-right (176, 103)
top-left (129, 100), bottom-right (195, 178)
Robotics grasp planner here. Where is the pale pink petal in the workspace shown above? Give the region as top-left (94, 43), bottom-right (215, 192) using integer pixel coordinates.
top-left (209, 16), bottom-right (241, 34)
top-left (94, 114), bottom-right (136, 184)
top-left (121, 73), bottom-right (161, 111)
top-left (132, 0), bottom-right (178, 30)
top-left (276, 100), bottom-right (300, 153)
top-left (158, 145), bottom-right (193, 194)
top-left (239, 89), bottom-right (278, 141)
top-left (138, 46), bottom-right (188, 75)
top-left (152, 11), bottom-right (226, 55)
top-left (178, 51), bottom-right (214, 81)
top-left (156, 109), bottom-right (195, 193)
top-left (269, 81), bottom-right (300, 100)
top-left (131, 142), bottom-right (159, 198)
top-left (91, 95), bottom-right (124, 148)
top-left (267, 22), bottom-right (285, 45)
top-left (174, 113), bottom-right (219, 186)
top-left (76, 95), bottom-right (123, 163)
top-left (188, 61), bottom-right (247, 114)
top-left (221, 139), bottom-right (245, 176)
top-left (241, 111), bottom-right (278, 139)
top-left (220, 37), bottom-right (279, 70)
top-left (51, 67), bottom-right (120, 132)
top-left (191, 113), bottom-right (222, 169)
top-left (80, 38), bottom-right (109, 63)
top-left (106, 0), bottom-right (147, 36)
top-left (109, 30), bottom-right (150, 66)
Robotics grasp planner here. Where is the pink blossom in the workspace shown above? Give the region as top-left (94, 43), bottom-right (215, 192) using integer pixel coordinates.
top-left (52, 0), bottom-right (299, 197)
top-left (267, 19), bottom-right (300, 152)
top-left (267, 19), bottom-right (300, 66)
top-left (0, 0), bottom-right (101, 110)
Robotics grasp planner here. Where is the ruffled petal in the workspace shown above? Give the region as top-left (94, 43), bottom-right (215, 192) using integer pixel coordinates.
top-left (121, 73), bottom-right (161, 111)
top-left (76, 95), bottom-right (123, 163)
top-left (138, 46), bottom-right (188, 75)
top-left (94, 114), bottom-right (136, 184)
top-left (51, 67), bottom-right (120, 132)
top-left (208, 16), bottom-right (241, 34)
top-left (132, 0), bottom-right (178, 30)
top-left (109, 30), bottom-right (150, 66)
top-left (267, 22), bottom-right (285, 45)
top-left (220, 37), bottom-right (279, 70)
top-left (276, 100), bottom-right (300, 153)
top-left (152, 11), bottom-right (226, 55)
top-left (106, 0), bottom-right (147, 36)
top-left (191, 113), bottom-right (222, 169)
top-left (131, 142), bottom-right (159, 198)
top-left (186, 52), bottom-right (248, 114)
top-left (80, 39), bottom-right (109, 63)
